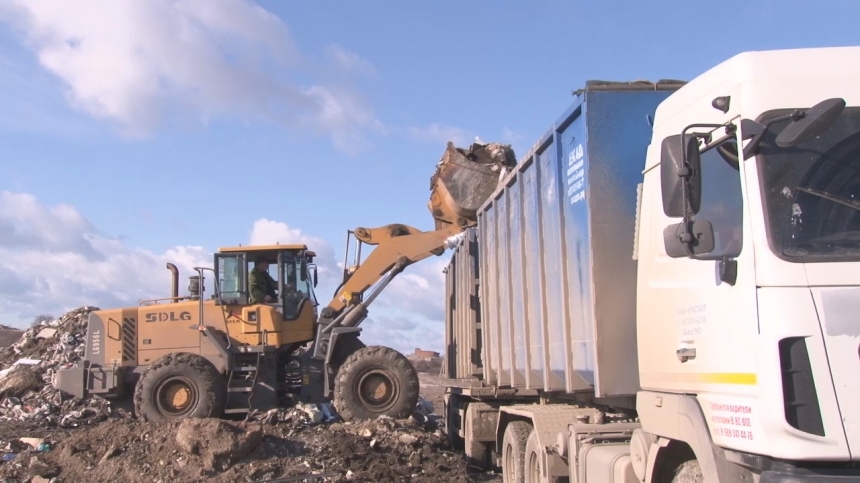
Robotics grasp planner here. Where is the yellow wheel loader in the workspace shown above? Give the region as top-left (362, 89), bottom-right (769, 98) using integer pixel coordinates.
top-left (53, 141), bottom-right (516, 422)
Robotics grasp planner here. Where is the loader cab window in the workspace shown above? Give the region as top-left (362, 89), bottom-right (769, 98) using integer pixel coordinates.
top-left (282, 256), bottom-right (316, 319)
top-left (217, 254), bottom-right (245, 301)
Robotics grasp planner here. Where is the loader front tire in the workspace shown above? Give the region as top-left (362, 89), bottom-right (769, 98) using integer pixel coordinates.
top-left (333, 345), bottom-right (419, 421)
top-left (134, 352), bottom-right (226, 422)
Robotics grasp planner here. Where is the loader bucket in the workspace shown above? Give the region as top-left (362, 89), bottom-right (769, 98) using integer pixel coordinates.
top-left (428, 141), bottom-right (517, 230)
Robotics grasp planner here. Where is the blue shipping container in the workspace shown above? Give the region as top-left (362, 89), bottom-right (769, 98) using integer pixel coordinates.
top-left (452, 81), bottom-right (682, 398)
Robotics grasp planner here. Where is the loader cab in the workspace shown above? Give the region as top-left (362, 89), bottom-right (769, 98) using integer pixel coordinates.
top-left (214, 244), bottom-right (319, 320)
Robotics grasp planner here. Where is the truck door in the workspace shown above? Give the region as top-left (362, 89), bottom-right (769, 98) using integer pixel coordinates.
top-left (639, 131), bottom-right (761, 447)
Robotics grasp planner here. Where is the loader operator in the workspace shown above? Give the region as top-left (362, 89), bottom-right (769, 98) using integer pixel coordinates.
top-left (249, 258), bottom-right (278, 304)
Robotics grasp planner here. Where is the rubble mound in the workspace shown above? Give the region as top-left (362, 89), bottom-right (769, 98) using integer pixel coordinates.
top-left (175, 418), bottom-right (262, 471)
top-left (0, 307), bottom-right (498, 481)
top-left (0, 307), bottom-right (122, 428)
top-left (0, 414), bottom-right (490, 482)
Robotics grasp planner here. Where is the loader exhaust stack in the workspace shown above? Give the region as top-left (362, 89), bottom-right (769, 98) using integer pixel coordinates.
top-left (166, 263), bottom-right (179, 300)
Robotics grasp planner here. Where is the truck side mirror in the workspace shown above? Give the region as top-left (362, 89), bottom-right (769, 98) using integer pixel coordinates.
top-left (313, 266), bottom-right (318, 287)
top-left (663, 221), bottom-right (715, 258)
top-left (661, 134), bottom-right (702, 218)
top-left (775, 97), bottom-right (845, 147)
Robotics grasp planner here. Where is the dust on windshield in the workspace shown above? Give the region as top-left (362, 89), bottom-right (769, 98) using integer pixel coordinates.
top-left (757, 107), bottom-right (860, 262)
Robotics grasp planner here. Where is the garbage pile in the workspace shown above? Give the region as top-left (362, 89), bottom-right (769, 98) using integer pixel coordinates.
top-left (244, 397), bottom-right (438, 429)
top-left (0, 407), bottom-right (485, 483)
top-left (0, 307), bottom-right (120, 427)
top-left (0, 307), bottom-right (497, 481)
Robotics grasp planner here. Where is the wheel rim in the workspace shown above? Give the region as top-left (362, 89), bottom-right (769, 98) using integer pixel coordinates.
top-left (528, 449), bottom-right (540, 482)
top-left (154, 375), bottom-right (198, 417)
top-left (355, 367), bottom-right (400, 412)
top-left (504, 442), bottom-right (515, 478)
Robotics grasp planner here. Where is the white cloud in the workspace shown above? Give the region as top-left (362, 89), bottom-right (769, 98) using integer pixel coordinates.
top-left (0, 0), bottom-right (382, 154)
top-left (361, 315), bottom-right (445, 356)
top-left (326, 44), bottom-right (377, 78)
top-left (248, 218), bottom-right (339, 281)
top-left (352, 255), bottom-right (450, 354)
top-left (0, 192), bottom-right (450, 353)
top-left (407, 123), bottom-right (477, 147)
top-left (0, 191), bottom-right (210, 327)
top-left (375, 256), bottom-right (448, 321)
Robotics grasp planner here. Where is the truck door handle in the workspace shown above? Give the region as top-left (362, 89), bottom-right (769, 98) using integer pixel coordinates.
top-left (676, 347), bottom-right (696, 363)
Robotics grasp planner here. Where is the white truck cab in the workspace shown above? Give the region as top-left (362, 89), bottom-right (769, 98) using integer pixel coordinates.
top-left (442, 46), bottom-right (860, 483)
top-left (637, 45), bottom-right (860, 481)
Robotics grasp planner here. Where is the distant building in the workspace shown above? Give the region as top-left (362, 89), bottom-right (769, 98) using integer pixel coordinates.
top-left (409, 348), bottom-right (443, 374)
top-left (412, 348), bottom-right (440, 358)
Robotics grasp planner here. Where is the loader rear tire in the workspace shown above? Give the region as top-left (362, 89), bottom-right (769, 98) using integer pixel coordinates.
top-left (134, 352), bottom-right (226, 422)
top-left (333, 345), bottom-right (419, 421)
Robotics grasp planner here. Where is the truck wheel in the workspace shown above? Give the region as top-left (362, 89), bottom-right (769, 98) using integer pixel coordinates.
top-left (672, 460), bottom-right (703, 483)
top-left (134, 352), bottom-right (226, 422)
top-left (502, 421), bottom-right (531, 483)
top-left (333, 345), bottom-right (419, 421)
top-left (524, 427), bottom-right (546, 482)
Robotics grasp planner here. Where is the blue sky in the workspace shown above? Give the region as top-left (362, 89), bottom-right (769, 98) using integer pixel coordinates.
top-left (0, 0), bottom-right (858, 353)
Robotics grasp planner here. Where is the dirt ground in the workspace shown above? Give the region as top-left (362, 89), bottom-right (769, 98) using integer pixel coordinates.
top-left (417, 373), bottom-right (447, 418)
top-left (0, 310), bottom-right (503, 482)
top-left (0, 373), bottom-right (502, 483)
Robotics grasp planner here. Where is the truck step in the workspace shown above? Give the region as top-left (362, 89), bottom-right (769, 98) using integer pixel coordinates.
top-left (231, 366), bottom-right (258, 372)
top-left (223, 408), bottom-right (251, 414)
top-left (228, 387), bottom-right (254, 393)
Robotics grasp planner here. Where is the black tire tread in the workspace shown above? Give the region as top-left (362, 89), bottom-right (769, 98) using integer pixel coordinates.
top-left (524, 427), bottom-right (546, 483)
top-left (502, 421), bottom-right (531, 483)
top-left (133, 352), bottom-right (226, 422)
top-left (333, 345), bottom-right (419, 422)
top-left (671, 460), bottom-right (704, 483)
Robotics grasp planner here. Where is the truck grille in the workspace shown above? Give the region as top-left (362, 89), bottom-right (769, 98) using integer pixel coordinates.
top-left (779, 337), bottom-right (825, 436)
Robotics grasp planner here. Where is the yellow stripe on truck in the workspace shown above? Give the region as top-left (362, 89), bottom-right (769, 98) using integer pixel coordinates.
top-left (697, 373), bottom-right (757, 385)
top-left (641, 372), bottom-right (757, 386)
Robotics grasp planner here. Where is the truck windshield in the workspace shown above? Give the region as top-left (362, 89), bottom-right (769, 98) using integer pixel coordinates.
top-left (757, 107), bottom-right (860, 262)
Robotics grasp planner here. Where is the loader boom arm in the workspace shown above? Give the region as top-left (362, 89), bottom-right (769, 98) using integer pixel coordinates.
top-left (310, 140), bottom-right (516, 394)
top-left (324, 223), bottom-right (462, 315)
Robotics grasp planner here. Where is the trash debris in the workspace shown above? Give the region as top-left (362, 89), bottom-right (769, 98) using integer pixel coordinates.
top-left (35, 329), bottom-right (57, 340)
top-left (0, 305), bottom-right (497, 481)
top-left (17, 438), bottom-right (45, 450)
top-left (0, 306), bottom-right (119, 427)
top-left (245, 402), bottom-right (339, 427)
top-left (298, 403), bottom-right (324, 424)
top-left (412, 397), bottom-right (437, 425)
top-left (428, 141), bottom-right (517, 231)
